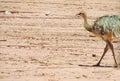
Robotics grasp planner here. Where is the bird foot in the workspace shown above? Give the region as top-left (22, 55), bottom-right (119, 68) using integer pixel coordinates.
top-left (93, 63), bottom-right (100, 67)
top-left (113, 64), bottom-right (118, 68)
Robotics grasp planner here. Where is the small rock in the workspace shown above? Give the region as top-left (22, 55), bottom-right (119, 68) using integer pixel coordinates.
top-left (92, 54), bottom-right (96, 57)
top-left (45, 12), bottom-right (50, 16)
top-left (82, 75), bottom-right (87, 78)
top-left (4, 10), bottom-right (12, 15)
top-left (45, 13), bottom-right (49, 16)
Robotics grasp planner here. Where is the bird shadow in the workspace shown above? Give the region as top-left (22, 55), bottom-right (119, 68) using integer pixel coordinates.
top-left (78, 64), bottom-right (113, 68)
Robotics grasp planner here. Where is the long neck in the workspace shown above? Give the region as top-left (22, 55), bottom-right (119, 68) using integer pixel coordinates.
top-left (82, 14), bottom-right (92, 32)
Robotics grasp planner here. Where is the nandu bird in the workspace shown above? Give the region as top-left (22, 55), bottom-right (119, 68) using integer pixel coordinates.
top-left (76, 11), bottom-right (120, 67)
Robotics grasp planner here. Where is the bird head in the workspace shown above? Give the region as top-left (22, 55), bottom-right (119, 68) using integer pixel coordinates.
top-left (76, 11), bottom-right (86, 18)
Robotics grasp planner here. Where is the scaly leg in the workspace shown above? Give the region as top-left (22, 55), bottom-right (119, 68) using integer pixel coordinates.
top-left (93, 42), bottom-right (109, 66)
top-left (107, 41), bottom-right (118, 67)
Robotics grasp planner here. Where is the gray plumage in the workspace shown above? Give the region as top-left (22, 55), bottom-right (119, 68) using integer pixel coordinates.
top-left (93, 15), bottom-right (120, 39)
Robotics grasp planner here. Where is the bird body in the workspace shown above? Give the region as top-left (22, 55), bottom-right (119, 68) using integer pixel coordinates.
top-left (76, 12), bottom-right (120, 67)
top-left (93, 15), bottom-right (120, 41)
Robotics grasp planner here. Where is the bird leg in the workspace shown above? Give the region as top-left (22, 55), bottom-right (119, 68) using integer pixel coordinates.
top-left (93, 42), bottom-right (109, 66)
top-left (107, 41), bottom-right (118, 67)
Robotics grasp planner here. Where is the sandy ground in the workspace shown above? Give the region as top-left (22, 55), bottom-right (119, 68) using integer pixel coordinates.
top-left (0, 0), bottom-right (120, 81)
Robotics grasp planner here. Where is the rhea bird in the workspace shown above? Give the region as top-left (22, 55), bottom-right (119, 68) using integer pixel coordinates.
top-left (76, 11), bottom-right (120, 67)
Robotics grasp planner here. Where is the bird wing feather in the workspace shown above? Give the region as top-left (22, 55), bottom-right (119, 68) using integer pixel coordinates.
top-left (94, 15), bottom-right (120, 39)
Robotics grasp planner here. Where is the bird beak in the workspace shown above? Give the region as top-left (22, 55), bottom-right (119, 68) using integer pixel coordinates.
top-left (75, 13), bottom-right (80, 18)
top-left (76, 13), bottom-right (79, 16)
